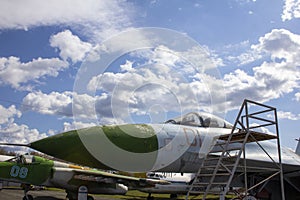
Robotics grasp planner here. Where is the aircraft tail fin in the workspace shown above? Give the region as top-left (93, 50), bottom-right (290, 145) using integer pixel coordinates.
top-left (295, 138), bottom-right (300, 156)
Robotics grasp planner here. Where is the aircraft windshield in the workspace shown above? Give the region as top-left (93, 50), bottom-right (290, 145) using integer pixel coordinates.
top-left (165, 112), bottom-right (233, 129)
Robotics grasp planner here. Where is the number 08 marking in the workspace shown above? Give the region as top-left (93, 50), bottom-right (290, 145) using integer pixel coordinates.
top-left (10, 166), bottom-right (28, 178)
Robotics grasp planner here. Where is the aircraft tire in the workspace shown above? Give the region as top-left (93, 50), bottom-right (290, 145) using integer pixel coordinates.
top-left (170, 194), bottom-right (177, 199)
top-left (147, 195), bottom-right (154, 200)
top-left (23, 194), bottom-right (33, 200)
top-left (87, 195), bottom-right (94, 200)
top-left (242, 196), bottom-right (257, 200)
top-left (66, 190), bottom-right (77, 200)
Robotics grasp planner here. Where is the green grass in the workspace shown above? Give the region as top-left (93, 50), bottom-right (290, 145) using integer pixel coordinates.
top-left (10, 186), bottom-right (236, 199)
top-left (94, 190), bottom-right (235, 200)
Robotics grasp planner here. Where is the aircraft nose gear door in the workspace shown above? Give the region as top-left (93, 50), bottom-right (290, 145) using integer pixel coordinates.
top-left (23, 184), bottom-right (33, 200)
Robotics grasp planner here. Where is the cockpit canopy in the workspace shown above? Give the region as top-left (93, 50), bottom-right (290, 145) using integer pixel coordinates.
top-left (165, 112), bottom-right (233, 129)
top-left (9, 155), bottom-right (41, 164)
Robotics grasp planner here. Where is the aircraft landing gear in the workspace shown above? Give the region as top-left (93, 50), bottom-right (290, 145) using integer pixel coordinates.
top-left (66, 190), bottom-right (77, 200)
top-left (147, 193), bottom-right (154, 200)
top-left (66, 186), bottom-right (94, 200)
top-left (22, 194), bottom-right (33, 200)
top-left (242, 196), bottom-right (257, 200)
top-left (22, 184), bottom-right (33, 200)
top-left (170, 194), bottom-right (177, 199)
top-left (233, 195), bottom-right (257, 200)
top-left (87, 195), bottom-right (94, 200)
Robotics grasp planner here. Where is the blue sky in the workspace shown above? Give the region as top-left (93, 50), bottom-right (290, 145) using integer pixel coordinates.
top-left (0, 0), bottom-right (300, 151)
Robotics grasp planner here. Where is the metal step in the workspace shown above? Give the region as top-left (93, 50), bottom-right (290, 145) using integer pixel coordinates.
top-left (193, 182), bottom-right (228, 186)
top-left (216, 139), bottom-right (246, 145)
top-left (205, 156), bottom-right (220, 161)
top-left (210, 146), bottom-right (242, 153)
top-left (198, 173), bottom-right (231, 177)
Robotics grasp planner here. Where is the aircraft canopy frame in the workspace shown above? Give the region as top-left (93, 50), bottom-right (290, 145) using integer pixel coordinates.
top-left (165, 112), bottom-right (233, 129)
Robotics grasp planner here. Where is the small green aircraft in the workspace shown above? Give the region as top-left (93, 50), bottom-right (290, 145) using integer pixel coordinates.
top-left (0, 154), bottom-right (169, 200)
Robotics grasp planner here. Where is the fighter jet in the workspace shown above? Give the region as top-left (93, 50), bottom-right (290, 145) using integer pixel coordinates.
top-left (25, 112), bottom-right (300, 173)
top-left (0, 154), bottom-right (169, 200)
top-left (19, 112), bottom-right (236, 172)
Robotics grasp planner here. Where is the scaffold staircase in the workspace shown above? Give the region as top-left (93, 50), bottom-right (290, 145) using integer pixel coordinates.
top-left (186, 99), bottom-right (285, 200)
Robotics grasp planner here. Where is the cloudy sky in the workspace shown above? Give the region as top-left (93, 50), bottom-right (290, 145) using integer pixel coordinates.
top-left (0, 0), bottom-right (300, 151)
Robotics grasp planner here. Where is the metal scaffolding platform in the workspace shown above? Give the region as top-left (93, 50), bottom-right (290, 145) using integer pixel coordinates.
top-left (186, 99), bottom-right (285, 200)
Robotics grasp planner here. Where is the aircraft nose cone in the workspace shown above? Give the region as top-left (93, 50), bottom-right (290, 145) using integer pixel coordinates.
top-left (30, 124), bottom-right (159, 171)
top-left (30, 127), bottom-right (107, 168)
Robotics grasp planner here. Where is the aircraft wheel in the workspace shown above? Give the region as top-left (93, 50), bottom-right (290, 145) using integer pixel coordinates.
top-left (87, 195), bottom-right (94, 200)
top-left (66, 190), bottom-right (77, 200)
top-left (147, 194), bottom-right (154, 200)
top-left (242, 196), bottom-right (257, 200)
top-left (23, 194), bottom-right (33, 200)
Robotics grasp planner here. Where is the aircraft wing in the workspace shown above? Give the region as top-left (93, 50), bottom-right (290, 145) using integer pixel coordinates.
top-left (66, 168), bottom-right (170, 188)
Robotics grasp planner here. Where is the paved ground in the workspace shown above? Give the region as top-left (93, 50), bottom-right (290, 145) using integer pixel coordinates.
top-left (0, 188), bottom-right (66, 200)
top-left (0, 188), bottom-right (120, 200)
top-left (0, 188), bottom-right (226, 200)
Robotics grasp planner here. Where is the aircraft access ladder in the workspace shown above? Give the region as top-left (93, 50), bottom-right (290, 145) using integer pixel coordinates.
top-left (186, 99), bottom-right (285, 200)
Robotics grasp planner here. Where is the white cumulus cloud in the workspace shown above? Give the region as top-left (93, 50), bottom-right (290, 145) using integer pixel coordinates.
top-left (0, 0), bottom-right (133, 40)
top-left (253, 29), bottom-right (300, 63)
top-left (21, 91), bottom-right (119, 125)
top-left (282, 0), bottom-right (300, 21)
top-left (22, 91), bottom-right (73, 116)
top-left (0, 105), bottom-right (50, 152)
top-left (50, 30), bottom-right (93, 63)
top-left (223, 29), bottom-right (300, 108)
top-left (50, 29), bottom-right (115, 63)
top-left (0, 56), bottom-right (68, 90)
top-left (63, 121), bottom-right (97, 132)
top-left (21, 28), bottom-right (300, 125)
top-left (0, 105), bottom-right (21, 124)
top-left (86, 52), bottom-right (223, 122)
top-left (0, 122), bottom-right (48, 144)
top-left (277, 111), bottom-right (300, 120)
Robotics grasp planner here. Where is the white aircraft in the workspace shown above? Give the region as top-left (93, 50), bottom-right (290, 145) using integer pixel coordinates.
top-left (139, 172), bottom-right (246, 200)
top-left (139, 172), bottom-right (193, 199)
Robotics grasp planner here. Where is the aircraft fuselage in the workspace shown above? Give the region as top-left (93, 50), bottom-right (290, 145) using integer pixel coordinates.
top-left (30, 123), bottom-right (300, 173)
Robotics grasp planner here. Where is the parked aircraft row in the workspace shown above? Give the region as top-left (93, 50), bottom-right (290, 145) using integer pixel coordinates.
top-left (0, 100), bottom-right (299, 199)
top-left (0, 154), bottom-right (198, 200)
top-left (0, 154), bottom-right (172, 200)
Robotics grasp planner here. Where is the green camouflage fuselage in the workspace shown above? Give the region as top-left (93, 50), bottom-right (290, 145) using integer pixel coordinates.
top-left (0, 156), bottom-right (52, 185)
top-left (0, 155), bottom-right (127, 195)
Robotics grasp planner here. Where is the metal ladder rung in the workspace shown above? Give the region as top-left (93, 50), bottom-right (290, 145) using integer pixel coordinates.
top-left (204, 156), bottom-right (238, 163)
top-left (199, 173), bottom-right (230, 177)
top-left (211, 182), bottom-right (228, 185)
top-left (210, 147), bottom-right (242, 153)
top-left (200, 165), bottom-right (220, 168)
top-left (205, 157), bottom-right (220, 161)
top-left (216, 139), bottom-right (245, 145)
top-left (193, 182), bottom-right (228, 186)
top-left (192, 183), bottom-right (209, 185)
